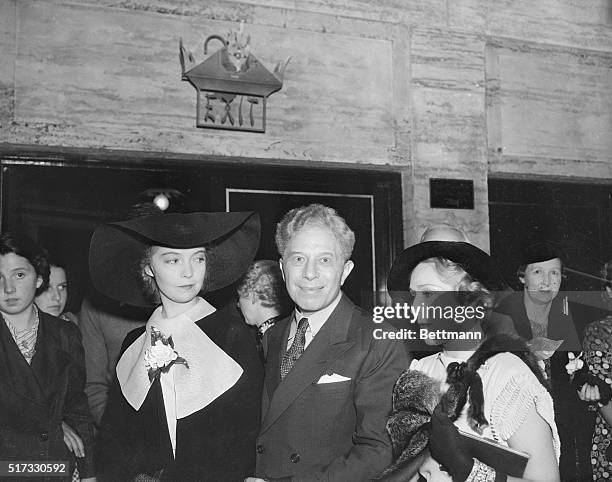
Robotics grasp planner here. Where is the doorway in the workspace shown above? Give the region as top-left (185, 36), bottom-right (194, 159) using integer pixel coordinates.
top-left (0, 148), bottom-right (403, 311)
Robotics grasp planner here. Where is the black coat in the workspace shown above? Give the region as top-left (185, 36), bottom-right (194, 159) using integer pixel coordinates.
top-left (96, 304), bottom-right (264, 481)
top-left (0, 311), bottom-right (95, 481)
top-left (496, 291), bottom-right (581, 351)
top-left (496, 291), bottom-right (592, 482)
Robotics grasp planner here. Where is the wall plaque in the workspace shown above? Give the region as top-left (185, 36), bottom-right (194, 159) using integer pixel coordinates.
top-left (430, 178), bottom-right (474, 209)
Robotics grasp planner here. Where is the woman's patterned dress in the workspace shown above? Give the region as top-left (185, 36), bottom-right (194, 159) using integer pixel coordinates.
top-left (584, 317), bottom-right (612, 480)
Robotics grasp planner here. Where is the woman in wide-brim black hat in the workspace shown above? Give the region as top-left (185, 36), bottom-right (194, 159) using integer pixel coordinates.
top-left (382, 240), bottom-right (560, 482)
top-left (92, 211), bottom-right (263, 482)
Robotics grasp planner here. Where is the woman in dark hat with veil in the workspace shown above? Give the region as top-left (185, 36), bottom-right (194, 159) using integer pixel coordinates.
top-left (92, 211), bottom-right (263, 481)
top-left (383, 240), bottom-right (559, 482)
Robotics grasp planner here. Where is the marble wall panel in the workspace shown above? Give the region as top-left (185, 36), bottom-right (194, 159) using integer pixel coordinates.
top-left (487, 0), bottom-right (612, 52)
top-left (409, 84), bottom-right (489, 249)
top-left (0, 1), bottom-right (16, 129)
top-left (53, 0), bottom-right (397, 42)
top-left (5, 1), bottom-right (397, 164)
top-left (411, 26), bottom-right (485, 92)
top-left (487, 42), bottom-right (612, 178)
top-left (73, 0), bottom-right (447, 27)
top-left (447, 0), bottom-right (486, 32)
top-left (406, 26), bottom-right (491, 248)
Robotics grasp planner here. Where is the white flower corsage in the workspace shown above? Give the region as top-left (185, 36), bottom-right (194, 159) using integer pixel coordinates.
top-left (565, 351), bottom-right (584, 378)
top-left (144, 327), bottom-right (189, 382)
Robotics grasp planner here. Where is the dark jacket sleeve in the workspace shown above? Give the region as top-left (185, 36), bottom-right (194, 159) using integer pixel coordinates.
top-left (216, 316), bottom-right (264, 480)
top-left (95, 327), bottom-right (148, 481)
top-left (80, 297), bottom-right (111, 427)
top-left (60, 321), bottom-right (96, 478)
top-left (169, 308), bottom-right (264, 482)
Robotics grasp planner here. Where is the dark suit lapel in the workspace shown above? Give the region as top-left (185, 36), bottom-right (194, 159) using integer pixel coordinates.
top-left (260, 296), bottom-right (356, 434)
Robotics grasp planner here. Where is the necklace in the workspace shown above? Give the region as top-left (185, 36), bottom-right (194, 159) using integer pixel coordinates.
top-left (437, 351), bottom-right (470, 369)
top-left (258, 317), bottom-right (278, 338)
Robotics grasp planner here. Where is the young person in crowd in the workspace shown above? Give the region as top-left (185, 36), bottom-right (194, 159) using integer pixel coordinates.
top-left (34, 252), bottom-right (78, 325)
top-left (0, 233), bottom-right (96, 481)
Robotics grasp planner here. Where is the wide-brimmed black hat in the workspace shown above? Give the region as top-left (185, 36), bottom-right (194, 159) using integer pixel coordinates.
top-left (90, 211), bottom-right (260, 307)
top-left (387, 241), bottom-right (506, 297)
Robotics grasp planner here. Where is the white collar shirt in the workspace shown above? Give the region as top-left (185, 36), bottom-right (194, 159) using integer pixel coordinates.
top-left (287, 292), bottom-right (343, 350)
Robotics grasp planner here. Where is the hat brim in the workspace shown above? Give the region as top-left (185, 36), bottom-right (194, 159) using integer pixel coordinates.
top-left (387, 241), bottom-right (506, 298)
top-left (90, 212), bottom-right (260, 308)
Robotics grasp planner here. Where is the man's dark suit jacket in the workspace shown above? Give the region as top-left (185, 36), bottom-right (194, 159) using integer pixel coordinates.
top-left (96, 303), bottom-right (264, 482)
top-left (255, 294), bottom-right (409, 481)
top-left (0, 311), bottom-right (95, 481)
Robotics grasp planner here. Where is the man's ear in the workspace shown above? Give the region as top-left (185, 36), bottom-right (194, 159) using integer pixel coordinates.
top-left (340, 260), bottom-right (354, 285)
top-left (144, 265), bottom-right (154, 277)
top-left (36, 275), bottom-right (43, 289)
top-left (518, 275), bottom-right (525, 285)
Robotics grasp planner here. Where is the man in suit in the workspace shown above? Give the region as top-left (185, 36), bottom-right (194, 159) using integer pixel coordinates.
top-left (248, 204), bottom-right (408, 482)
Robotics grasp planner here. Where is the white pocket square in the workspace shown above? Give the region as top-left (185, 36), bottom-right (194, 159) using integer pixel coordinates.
top-left (317, 373), bottom-right (351, 384)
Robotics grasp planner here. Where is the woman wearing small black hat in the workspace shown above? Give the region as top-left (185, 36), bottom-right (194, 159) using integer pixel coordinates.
top-left (496, 243), bottom-right (588, 482)
top-left (496, 242), bottom-right (580, 355)
top-left (92, 212), bottom-right (263, 481)
top-left (383, 241), bottom-right (560, 482)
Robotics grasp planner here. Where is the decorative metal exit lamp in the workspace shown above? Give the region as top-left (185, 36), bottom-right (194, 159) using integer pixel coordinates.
top-left (180, 22), bottom-right (290, 133)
